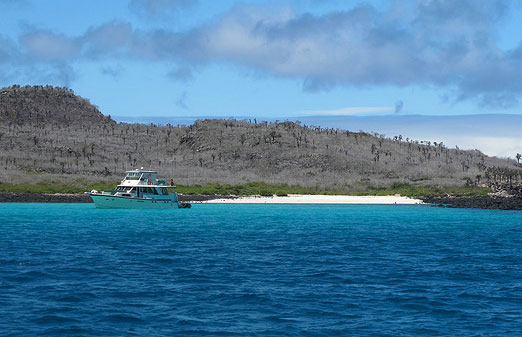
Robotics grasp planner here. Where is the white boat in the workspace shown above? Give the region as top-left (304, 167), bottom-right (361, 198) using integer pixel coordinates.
top-left (87, 169), bottom-right (190, 209)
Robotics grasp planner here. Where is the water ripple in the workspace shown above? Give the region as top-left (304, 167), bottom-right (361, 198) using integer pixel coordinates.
top-left (0, 204), bottom-right (521, 336)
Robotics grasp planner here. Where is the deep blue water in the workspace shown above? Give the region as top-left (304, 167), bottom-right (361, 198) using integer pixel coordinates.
top-left (1, 204), bottom-right (522, 336)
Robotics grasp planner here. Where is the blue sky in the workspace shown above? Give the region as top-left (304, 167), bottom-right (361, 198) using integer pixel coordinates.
top-left (1, 0), bottom-right (522, 121)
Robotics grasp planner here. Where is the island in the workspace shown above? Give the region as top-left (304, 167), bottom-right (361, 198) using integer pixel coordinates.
top-left (1, 85), bottom-right (521, 210)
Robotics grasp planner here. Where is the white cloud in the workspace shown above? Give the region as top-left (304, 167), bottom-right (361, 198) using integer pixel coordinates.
top-left (129, 0), bottom-right (197, 18)
top-left (20, 31), bottom-right (81, 62)
top-left (5, 1), bottom-right (522, 108)
top-left (441, 136), bottom-right (522, 158)
top-left (301, 106), bottom-right (394, 116)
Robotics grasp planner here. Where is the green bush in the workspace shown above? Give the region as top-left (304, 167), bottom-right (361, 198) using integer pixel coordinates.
top-left (259, 189), bottom-right (273, 197)
top-left (0, 179), bottom-right (491, 197)
top-left (0, 180), bottom-right (119, 194)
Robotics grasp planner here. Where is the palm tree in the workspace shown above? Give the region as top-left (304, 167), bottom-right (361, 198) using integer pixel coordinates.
top-left (516, 153), bottom-right (521, 164)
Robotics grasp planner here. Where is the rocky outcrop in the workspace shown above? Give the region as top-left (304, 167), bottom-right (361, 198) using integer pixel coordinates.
top-left (0, 192), bottom-right (92, 203)
top-left (0, 85), bottom-right (115, 126)
top-left (421, 194), bottom-right (522, 210)
top-left (0, 192), bottom-right (235, 203)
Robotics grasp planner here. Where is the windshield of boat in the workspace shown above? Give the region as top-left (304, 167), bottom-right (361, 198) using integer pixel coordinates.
top-left (115, 186), bottom-right (135, 193)
top-left (125, 171), bottom-right (141, 180)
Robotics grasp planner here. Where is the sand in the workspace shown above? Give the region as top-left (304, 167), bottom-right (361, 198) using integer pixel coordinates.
top-left (200, 194), bottom-right (423, 204)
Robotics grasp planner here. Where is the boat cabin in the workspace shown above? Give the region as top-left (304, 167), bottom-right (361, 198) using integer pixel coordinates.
top-left (110, 169), bottom-right (175, 199)
top-left (87, 167), bottom-right (188, 208)
top-left (123, 169), bottom-right (158, 183)
top-left (113, 185), bottom-right (170, 198)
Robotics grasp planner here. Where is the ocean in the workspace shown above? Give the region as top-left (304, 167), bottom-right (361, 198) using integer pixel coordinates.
top-left (1, 203), bottom-right (521, 336)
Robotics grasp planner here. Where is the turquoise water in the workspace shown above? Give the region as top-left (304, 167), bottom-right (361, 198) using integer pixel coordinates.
top-left (1, 203), bottom-right (522, 336)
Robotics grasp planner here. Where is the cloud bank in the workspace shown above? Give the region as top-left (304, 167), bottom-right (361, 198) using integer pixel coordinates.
top-left (129, 0), bottom-right (197, 18)
top-left (302, 106), bottom-right (393, 116)
top-left (1, 0), bottom-right (522, 107)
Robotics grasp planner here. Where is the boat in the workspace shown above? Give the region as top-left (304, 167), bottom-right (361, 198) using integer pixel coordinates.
top-left (87, 168), bottom-right (191, 209)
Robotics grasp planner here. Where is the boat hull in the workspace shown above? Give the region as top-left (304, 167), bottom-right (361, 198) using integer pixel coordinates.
top-left (89, 194), bottom-right (180, 209)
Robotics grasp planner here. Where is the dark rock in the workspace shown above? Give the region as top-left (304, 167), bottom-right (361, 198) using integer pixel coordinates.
top-left (421, 195), bottom-right (522, 210)
top-left (0, 192), bottom-right (240, 203)
top-left (0, 192), bottom-right (92, 203)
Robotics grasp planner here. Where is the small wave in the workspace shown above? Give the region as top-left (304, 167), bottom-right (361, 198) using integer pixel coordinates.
top-left (147, 257), bottom-right (175, 265)
top-left (32, 315), bottom-right (80, 324)
top-left (264, 315), bottom-right (303, 323)
top-left (401, 303), bottom-right (431, 312)
top-left (51, 295), bottom-right (86, 303)
top-left (430, 308), bottom-right (462, 316)
top-left (457, 292), bottom-right (486, 299)
top-left (42, 326), bottom-right (92, 336)
top-left (172, 315), bottom-right (206, 326)
top-left (174, 329), bottom-right (242, 336)
top-left (99, 314), bottom-right (144, 324)
top-left (8, 270), bottom-right (53, 283)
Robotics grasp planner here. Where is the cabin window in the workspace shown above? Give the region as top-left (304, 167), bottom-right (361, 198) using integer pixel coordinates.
top-left (125, 172), bottom-right (141, 180)
top-left (153, 188), bottom-right (159, 195)
top-left (160, 188), bottom-right (168, 195)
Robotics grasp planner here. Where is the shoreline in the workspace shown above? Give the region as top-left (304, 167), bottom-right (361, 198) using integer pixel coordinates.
top-left (0, 192), bottom-right (422, 204)
top-left (0, 192), bottom-right (93, 203)
top-left (0, 192), bottom-right (235, 204)
top-left (1, 192), bottom-right (521, 210)
top-left (420, 195), bottom-right (522, 211)
top-left (199, 194), bottom-right (423, 204)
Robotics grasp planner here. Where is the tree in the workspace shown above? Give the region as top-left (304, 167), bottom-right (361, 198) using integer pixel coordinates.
top-left (516, 153), bottom-right (521, 164)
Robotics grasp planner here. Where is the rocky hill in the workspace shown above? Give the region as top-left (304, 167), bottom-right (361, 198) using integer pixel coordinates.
top-left (0, 85), bottom-right (114, 127)
top-left (0, 85), bottom-right (520, 191)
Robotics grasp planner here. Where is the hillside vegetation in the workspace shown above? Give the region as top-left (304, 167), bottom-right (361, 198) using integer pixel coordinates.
top-left (1, 85), bottom-right (521, 194)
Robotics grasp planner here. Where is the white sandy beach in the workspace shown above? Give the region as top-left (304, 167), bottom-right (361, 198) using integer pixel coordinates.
top-left (201, 194), bottom-right (423, 204)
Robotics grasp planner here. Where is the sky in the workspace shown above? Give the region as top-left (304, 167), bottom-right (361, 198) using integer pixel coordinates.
top-left (1, 0), bottom-right (522, 156)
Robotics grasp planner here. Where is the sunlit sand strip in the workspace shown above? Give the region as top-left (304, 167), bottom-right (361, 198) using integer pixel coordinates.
top-left (201, 194), bottom-right (423, 204)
